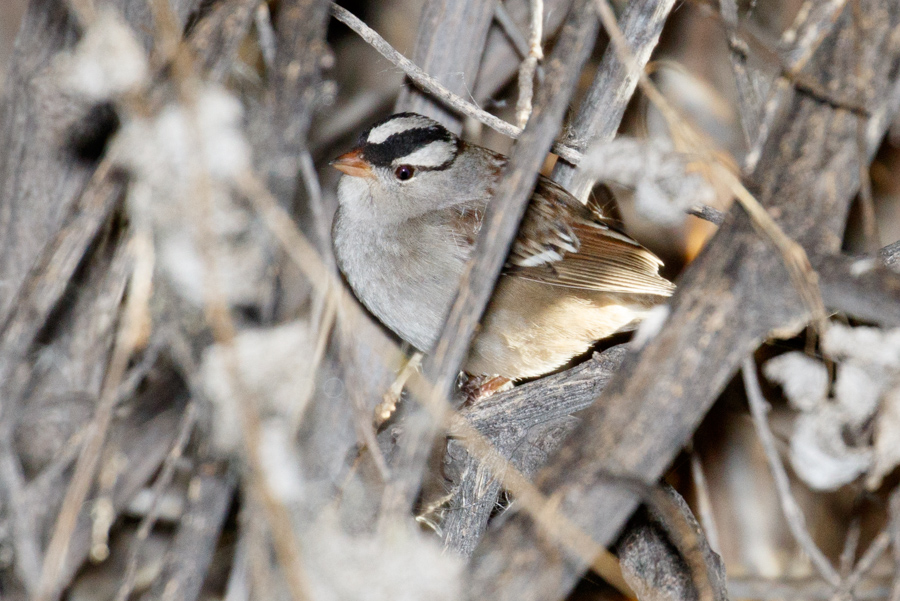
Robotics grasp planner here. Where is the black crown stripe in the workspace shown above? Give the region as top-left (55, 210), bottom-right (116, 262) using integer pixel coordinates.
top-left (361, 126), bottom-right (456, 168)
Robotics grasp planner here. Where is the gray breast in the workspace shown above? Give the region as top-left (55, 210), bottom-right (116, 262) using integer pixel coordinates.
top-left (333, 210), bottom-right (469, 351)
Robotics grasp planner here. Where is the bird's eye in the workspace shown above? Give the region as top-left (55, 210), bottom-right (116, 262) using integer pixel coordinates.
top-left (394, 165), bottom-right (415, 181)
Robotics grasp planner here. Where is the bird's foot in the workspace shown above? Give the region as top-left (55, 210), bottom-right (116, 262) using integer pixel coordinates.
top-left (374, 352), bottom-right (423, 427)
top-left (461, 374), bottom-right (513, 404)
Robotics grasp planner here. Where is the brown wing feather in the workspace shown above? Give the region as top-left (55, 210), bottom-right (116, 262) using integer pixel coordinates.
top-left (507, 176), bottom-right (675, 296)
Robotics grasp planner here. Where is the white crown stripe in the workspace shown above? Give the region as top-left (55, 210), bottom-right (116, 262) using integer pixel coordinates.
top-left (366, 115), bottom-right (436, 144)
top-left (394, 140), bottom-right (456, 168)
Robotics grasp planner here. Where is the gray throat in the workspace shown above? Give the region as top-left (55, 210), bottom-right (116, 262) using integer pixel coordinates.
top-left (332, 210), bottom-right (470, 351)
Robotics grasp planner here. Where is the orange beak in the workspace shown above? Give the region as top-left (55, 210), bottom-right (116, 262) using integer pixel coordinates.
top-left (330, 149), bottom-right (374, 178)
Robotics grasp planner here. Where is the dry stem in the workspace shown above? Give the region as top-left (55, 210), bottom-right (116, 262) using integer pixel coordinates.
top-left (592, 0), bottom-right (829, 336)
top-left (741, 357), bottom-right (841, 587)
top-left (515, 0), bottom-right (544, 128)
top-left (35, 232), bottom-right (151, 601)
top-left (329, 3), bottom-right (581, 164)
top-left (113, 403), bottom-right (198, 601)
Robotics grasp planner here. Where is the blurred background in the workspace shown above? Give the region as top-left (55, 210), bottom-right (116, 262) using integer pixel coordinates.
top-left (1, 0), bottom-right (900, 599)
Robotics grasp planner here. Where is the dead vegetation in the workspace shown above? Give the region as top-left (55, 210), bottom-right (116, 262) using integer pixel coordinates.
top-left (0, 0), bottom-right (899, 600)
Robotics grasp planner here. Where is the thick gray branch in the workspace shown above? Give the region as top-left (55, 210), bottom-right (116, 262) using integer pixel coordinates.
top-left (442, 346), bottom-right (627, 555)
top-left (551, 0), bottom-right (675, 200)
top-left (463, 1), bottom-right (900, 599)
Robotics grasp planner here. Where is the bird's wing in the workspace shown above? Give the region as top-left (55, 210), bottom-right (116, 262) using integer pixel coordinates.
top-left (506, 176), bottom-right (675, 296)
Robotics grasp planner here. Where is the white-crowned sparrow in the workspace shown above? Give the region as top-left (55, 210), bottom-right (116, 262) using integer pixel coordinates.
top-left (332, 113), bottom-right (674, 382)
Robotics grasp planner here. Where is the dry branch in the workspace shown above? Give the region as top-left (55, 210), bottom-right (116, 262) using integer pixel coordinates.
top-left (475, 0), bottom-right (574, 100)
top-left (257, 0), bottom-right (331, 209)
top-left (329, 4), bottom-right (583, 165)
top-left (463, 1), bottom-right (900, 599)
top-left (882, 240), bottom-right (900, 272)
top-left (889, 489), bottom-right (900, 601)
top-left (550, 0), bottom-right (677, 200)
top-left (24, 408), bottom-right (186, 593)
top-left (380, 0), bottom-right (600, 521)
top-left (442, 346), bottom-right (627, 555)
top-left (394, 0), bottom-right (498, 131)
top-left (0, 0), bottom-right (299, 597)
top-left (141, 470), bottom-right (235, 601)
top-left (719, 0), bottom-right (763, 146)
top-left (617, 486), bottom-right (728, 601)
top-left (729, 577), bottom-right (894, 600)
top-left (115, 403), bottom-right (198, 601)
top-left (187, 0), bottom-right (258, 81)
top-left (741, 357), bottom-right (840, 586)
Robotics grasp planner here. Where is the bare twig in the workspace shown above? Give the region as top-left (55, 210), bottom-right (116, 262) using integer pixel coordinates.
top-left (186, 0), bottom-right (258, 81)
top-left (839, 516), bottom-right (862, 577)
top-left (133, 3), bottom-right (320, 590)
top-left (31, 410), bottom-right (185, 591)
top-left (494, 2), bottom-right (531, 58)
top-left (779, 0), bottom-right (850, 75)
top-left (35, 232), bottom-right (151, 601)
top-left (851, 0), bottom-right (880, 254)
top-left (329, 3), bottom-right (583, 164)
top-left (114, 403), bottom-right (198, 601)
top-left (224, 524), bottom-right (251, 601)
top-left (688, 204), bottom-right (726, 225)
top-left (718, 0), bottom-right (762, 146)
top-left (741, 357), bottom-right (841, 587)
top-left (729, 576), bottom-right (893, 600)
top-left (689, 451), bottom-right (721, 555)
top-left (268, 0), bottom-right (331, 190)
top-left (881, 240), bottom-right (900, 273)
top-left (0, 161), bottom-right (122, 391)
top-left (515, 0), bottom-right (543, 128)
top-left (185, 119), bottom-right (314, 601)
top-left (592, 0), bottom-right (829, 336)
top-left (254, 3), bottom-right (277, 72)
top-left (142, 471), bottom-right (235, 601)
top-left (0, 444), bottom-right (43, 593)
top-left (394, 0), bottom-right (498, 129)
top-left (745, 0), bottom-right (850, 171)
top-left (837, 531), bottom-right (892, 598)
top-left (633, 485), bottom-right (728, 601)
